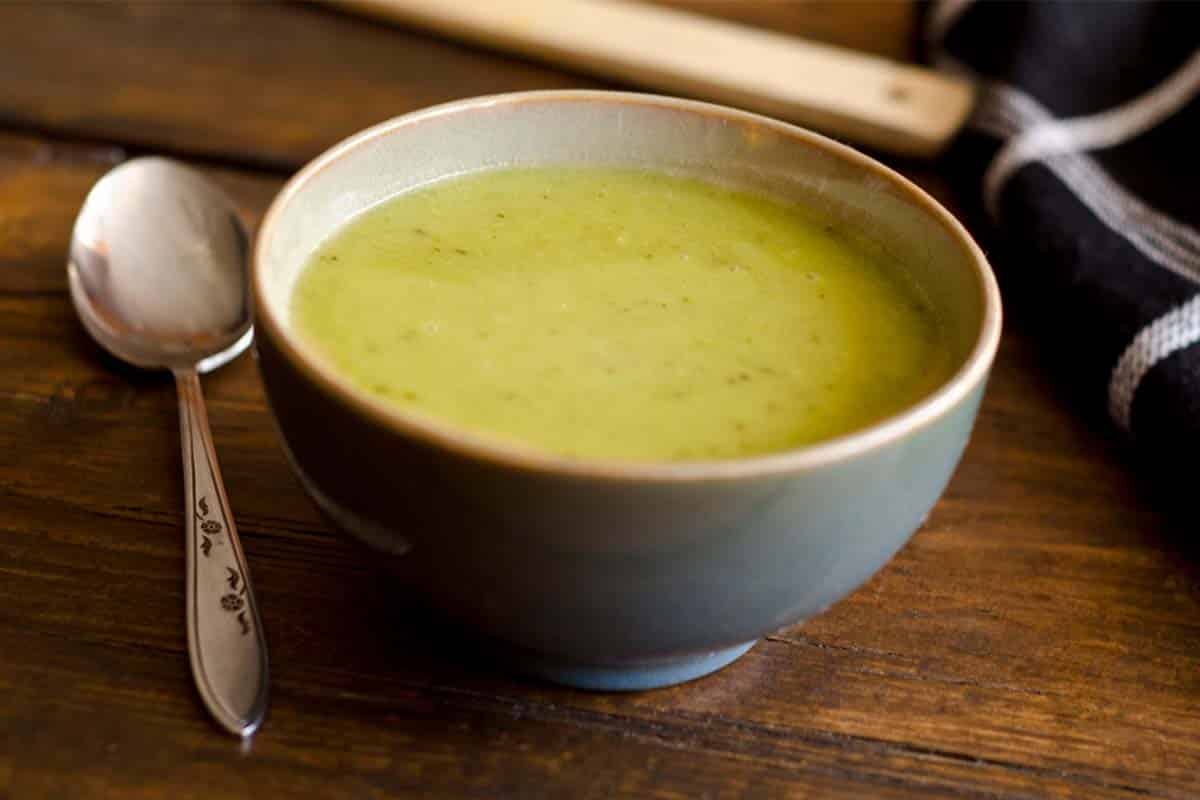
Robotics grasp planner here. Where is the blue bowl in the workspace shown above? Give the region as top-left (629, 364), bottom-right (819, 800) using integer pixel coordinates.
top-left (253, 91), bottom-right (1002, 689)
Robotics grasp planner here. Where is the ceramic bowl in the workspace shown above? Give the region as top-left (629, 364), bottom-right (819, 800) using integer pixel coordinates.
top-left (253, 91), bottom-right (1001, 690)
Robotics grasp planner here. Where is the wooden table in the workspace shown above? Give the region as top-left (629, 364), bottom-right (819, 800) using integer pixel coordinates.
top-left (2, 3), bottom-right (1198, 798)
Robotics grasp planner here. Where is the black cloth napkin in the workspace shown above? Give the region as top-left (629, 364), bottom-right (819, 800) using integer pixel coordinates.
top-left (925, 1), bottom-right (1200, 474)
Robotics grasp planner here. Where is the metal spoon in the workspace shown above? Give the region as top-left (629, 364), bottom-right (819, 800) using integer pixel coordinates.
top-left (68, 156), bottom-right (268, 737)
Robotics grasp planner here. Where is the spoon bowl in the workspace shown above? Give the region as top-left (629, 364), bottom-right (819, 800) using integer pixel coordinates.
top-left (69, 157), bottom-right (253, 372)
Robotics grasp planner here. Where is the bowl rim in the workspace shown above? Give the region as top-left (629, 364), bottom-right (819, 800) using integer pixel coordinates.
top-left (253, 89), bottom-right (1002, 483)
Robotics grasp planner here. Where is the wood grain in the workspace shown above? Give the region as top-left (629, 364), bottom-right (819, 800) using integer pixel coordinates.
top-left (2, 2), bottom-right (1199, 797)
top-left (3, 129), bottom-right (1199, 798)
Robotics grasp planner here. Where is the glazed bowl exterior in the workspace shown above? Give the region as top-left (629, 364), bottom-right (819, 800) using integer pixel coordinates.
top-left (253, 91), bottom-right (1001, 689)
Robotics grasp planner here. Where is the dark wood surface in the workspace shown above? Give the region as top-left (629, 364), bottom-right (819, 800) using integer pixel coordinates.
top-left (2, 3), bottom-right (1198, 798)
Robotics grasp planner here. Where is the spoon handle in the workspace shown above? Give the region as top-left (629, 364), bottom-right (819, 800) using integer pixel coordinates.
top-left (175, 367), bottom-right (269, 737)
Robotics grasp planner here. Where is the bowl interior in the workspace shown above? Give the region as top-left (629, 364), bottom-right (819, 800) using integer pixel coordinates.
top-left (256, 91), bottom-right (996, 470)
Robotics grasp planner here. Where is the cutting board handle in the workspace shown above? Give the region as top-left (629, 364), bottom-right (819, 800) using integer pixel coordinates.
top-left (329, 0), bottom-right (974, 158)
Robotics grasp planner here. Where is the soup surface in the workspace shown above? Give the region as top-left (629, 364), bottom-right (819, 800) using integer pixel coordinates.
top-left (291, 167), bottom-right (954, 461)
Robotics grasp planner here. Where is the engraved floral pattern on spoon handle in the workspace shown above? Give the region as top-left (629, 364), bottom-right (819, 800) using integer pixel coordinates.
top-left (194, 496), bottom-right (250, 634)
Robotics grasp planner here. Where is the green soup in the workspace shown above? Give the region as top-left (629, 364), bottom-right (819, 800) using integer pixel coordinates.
top-left (291, 167), bottom-right (954, 462)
